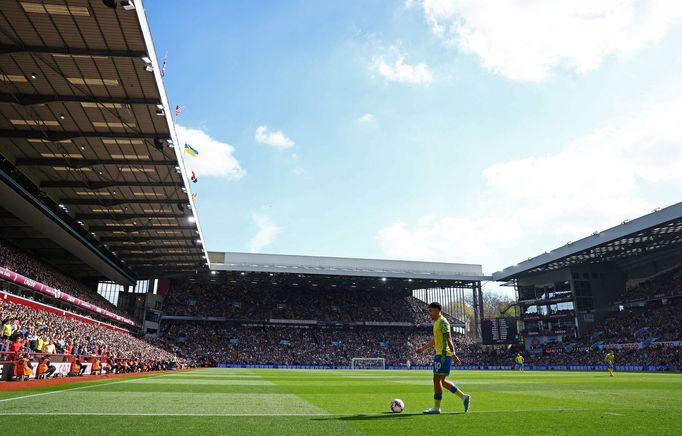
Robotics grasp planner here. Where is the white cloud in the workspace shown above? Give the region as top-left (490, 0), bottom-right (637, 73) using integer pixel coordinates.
top-left (292, 167), bottom-right (306, 176)
top-left (249, 212), bottom-right (282, 253)
top-left (370, 47), bottom-right (433, 84)
top-left (358, 113), bottom-right (376, 123)
top-left (377, 216), bottom-right (522, 260)
top-left (175, 124), bottom-right (245, 179)
top-left (255, 125), bottom-right (295, 149)
top-left (377, 100), bottom-right (682, 266)
top-left (413, 0), bottom-right (682, 81)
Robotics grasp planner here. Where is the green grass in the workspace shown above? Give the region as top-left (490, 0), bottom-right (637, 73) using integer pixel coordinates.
top-left (1, 368), bottom-right (680, 435)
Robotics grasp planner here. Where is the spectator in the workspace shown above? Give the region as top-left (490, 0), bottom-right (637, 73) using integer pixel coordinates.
top-left (36, 356), bottom-right (56, 379)
top-left (14, 353), bottom-right (33, 381)
top-left (90, 357), bottom-right (102, 375)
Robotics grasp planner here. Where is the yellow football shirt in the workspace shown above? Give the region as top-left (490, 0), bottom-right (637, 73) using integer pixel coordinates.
top-left (433, 315), bottom-right (453, 357)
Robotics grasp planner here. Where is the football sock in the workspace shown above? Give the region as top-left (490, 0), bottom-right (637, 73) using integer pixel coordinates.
top-left (434, 394), bottom-right (442, 408)
top-left (451, 386), bottom-right (465, 399)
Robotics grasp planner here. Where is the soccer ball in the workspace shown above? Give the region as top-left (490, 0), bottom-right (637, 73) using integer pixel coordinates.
top-left (390, 398), bottom-right (404, 413)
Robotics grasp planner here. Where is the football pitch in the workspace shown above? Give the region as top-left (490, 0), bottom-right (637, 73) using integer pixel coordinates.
top-left (0, 368), bottom-right (680, 435)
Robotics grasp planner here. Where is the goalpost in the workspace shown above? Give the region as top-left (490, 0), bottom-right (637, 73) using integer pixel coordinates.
top-left (350, 358), bottom-right (386, 370)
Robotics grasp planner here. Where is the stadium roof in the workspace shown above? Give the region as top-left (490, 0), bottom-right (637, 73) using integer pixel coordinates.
top-left (209, 252), bottom-right (489, 283)
top-left (492, 201), bottom-right (682, 281)
top-left (0, 1), bottom-right (207, 284)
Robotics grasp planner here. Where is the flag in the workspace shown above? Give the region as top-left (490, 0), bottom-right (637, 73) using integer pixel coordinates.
top-left (633, 327), bottom-right (649, 337)
top-left (191, 170), bottom-right (198, 183)
top-left (590, 331), bottom-right (603, 341)
top-left (184, 144), bottom-right (198, 157)
top-left (161, 54), bottom-right (167, 78)
top-left (191, 192), bottom-right (198, 200)
top-left (639, 337), bottom-right (657, 350)
top-left (590, 341), bottom-right (604, 350)
top-left (563, 342), bottom-right (576, 352)
top-left (175, 104), bottom-right (184, 117)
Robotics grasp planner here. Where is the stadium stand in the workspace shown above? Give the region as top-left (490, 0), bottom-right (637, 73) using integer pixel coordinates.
top-left (0, 294), bottom-right (183, 380)
top-left (582, 302), bottom-right (682, 345)
top-left (3, 230), bottom-right (680, 371)
top-left (0, 241), bottom-right (126, 318)
top-left (158, 249), bottom-right (682, 370)
top-left (162, 319), bottom-right (680, 369)
top-left (163, 322), bottom-right (477, 367)
top-left (619, 264), bottom-right (682, 303)
top-left (164, 280), bottom-right (442, 325)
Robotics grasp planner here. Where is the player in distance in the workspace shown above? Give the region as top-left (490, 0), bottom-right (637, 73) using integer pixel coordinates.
top-left (605, 350), bottom-right (615, 377)
top-left (515, 352), bottom-right (524, 371)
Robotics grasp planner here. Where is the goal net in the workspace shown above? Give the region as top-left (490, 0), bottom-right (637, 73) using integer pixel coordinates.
top-left (350, 358), bottom-right (386, 370)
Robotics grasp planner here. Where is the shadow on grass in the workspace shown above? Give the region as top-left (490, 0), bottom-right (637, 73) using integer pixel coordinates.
top-left (313, 412), bottom-right (465, 421)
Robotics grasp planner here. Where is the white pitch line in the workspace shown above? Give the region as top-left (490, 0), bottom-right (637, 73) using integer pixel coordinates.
top-left (0, 374), bottom-right (166, 404)
top-left (0, 412), bottom-right (334, 417)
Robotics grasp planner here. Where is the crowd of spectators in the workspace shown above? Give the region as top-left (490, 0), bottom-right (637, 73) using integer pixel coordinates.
top-left (164, 281), bottom-right (455, 325)
top-left (0, 298), bottom-right (183, 377)
top-left (0, 241), bottom-right (127, 317)
top-left (620, 264), bottom-right (682, 302)
top-left (163, 320), bottom-right (680, 369)
top-left (161, 274), bottom-right (682, 369)
top-left (163, 322), bottom-right (476, 366)
top-left (579, 300), bottom-right (682, 346)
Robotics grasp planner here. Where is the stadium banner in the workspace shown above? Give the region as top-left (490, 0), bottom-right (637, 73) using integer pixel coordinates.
top-left (0, 362), bottom-right (92, 381)
top-left (215, 363), bottom-right (675, 371)
top-left (33, 362), bottom-right (93, 378)
top-left (657, 341), bottom-right (682, 347)
top-left (0, 362), bottom-right (11, 381)
top-left (161, 316), bottom-right (233, 321)
top-left (518, 296), bottom-right (573, 307)
top-left (606, 342), bottom-right (641, 350)
top-left (0, 266), bottom-right (135, 326)
top-left (161, 316), bottom-right (429, 329)
top-left (363, 322), bottom-right (414, 327)
top-left (269, 319), bottom-right (318, 325)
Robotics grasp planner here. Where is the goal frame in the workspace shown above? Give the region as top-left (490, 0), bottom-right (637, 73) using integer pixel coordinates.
top-left (350, 357), bottom-right (386, 370)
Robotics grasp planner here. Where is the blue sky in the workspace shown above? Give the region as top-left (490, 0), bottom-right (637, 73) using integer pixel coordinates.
top-left (146, 0), bottom-right (682, 282)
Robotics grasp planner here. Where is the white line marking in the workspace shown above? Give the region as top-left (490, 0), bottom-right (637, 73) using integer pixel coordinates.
top-left (0, 374), bottom-right (165, 403)
top-left (0, 412), bottom-right (334, 416)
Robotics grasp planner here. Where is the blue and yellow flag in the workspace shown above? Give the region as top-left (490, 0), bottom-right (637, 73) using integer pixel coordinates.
top-left (184, 143), bottom-right (198, 157)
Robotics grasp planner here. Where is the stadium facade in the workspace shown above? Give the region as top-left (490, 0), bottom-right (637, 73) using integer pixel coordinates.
top-left (204, 251), bottom-right (489, 337)
top-left (493, 202), bottom-right (682, 350)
